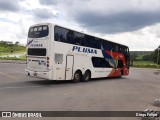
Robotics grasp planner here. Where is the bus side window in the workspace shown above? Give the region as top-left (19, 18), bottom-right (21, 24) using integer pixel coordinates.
top-left (84, 35), bottom-right (90, 47)
top-left (92, 57), bottom-right (112, 68)
top-left (94, 39), bottom-right (101, 49)
top-left (87, 36), bottom-right (94, 48)
top-left (80, 35), bottom-right (85, 46)
top-left (102, 41), bottom-right (112, 51)
top-left (66, 30), bottom-right (75, 44)
top-left (115, 45), bottom-right (118, 52)
top-left (74, 32), bottom-right (82, 45)
top-left (101, 58), bottom-right (112, 68)
top-left (55, 33), bottom-right (60, 41)
top-left (118, 45), bottom-right (122, 53)
top-left (118, 60), bottom-right (123, 68)
top-left (60, 33), bottom-right (65, 42)
top-left (92, 57), bottom-right (99, 67)
top-left (55, 26), bottom-right (62, 41)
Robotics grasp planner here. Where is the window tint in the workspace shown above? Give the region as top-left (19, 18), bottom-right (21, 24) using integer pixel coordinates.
top-left (115, 44), bottom-right (118, 52)
top-left (54, 26), bottom-right (68, 42)
top-left (92, 57), bottom-right (113, 68)
top-left (54, 26), bottom-right (102, 49)
top-left (27, 48), bottom-right (46, 56)
top-left (102, 40), bottom-right (112, 51)
top-left (84, 35), bottom-right (93, 47)
top-left (34, 27), bottom-right (37, 31)
top-left (54, 26), bottom-right (129, 54)
top-left (74, 32), bottom-right (83, 45)
top-left (94, 39), bottom-right (101, 49)
top-left (38, 27), bottom-right (42, 31)
top-left (66, 30), bottom-right (75, 43)
top-left (28, 26), bottom-right (49, 38)
top-left (118, 60), bottom-right (123, 68)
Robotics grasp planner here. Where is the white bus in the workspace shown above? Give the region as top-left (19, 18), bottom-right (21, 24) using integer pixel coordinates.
top-left (25, 23), bottom-right (130, 82)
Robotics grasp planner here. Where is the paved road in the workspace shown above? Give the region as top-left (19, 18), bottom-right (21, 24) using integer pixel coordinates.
top-left (0, 63), bottom-right (160, 120)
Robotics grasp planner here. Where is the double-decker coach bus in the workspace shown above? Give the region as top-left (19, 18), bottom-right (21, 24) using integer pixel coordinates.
top-left (25, 23), bottom-right (130, 82)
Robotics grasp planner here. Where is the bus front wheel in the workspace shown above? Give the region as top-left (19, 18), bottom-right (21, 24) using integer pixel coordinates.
top-left (82, 70), bottom-right (91, 82)
top-left (73, 71), bottom-right (82, 83)
top-left (119, 70), bottom-right (123, 78)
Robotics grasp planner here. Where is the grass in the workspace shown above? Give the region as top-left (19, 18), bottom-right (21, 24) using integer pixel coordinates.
top-left (133, 61), bottom-right (160, 68)
top-left (0, 51), bottom-right (26, 57)
top-left (0, 42), bottom-right (25, 61)
top-left (0, 55), bottom-right (26, 61)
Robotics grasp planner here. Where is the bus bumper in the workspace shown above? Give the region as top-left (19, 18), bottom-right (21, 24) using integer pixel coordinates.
top-left (25, 69), bottom-right (52, 80)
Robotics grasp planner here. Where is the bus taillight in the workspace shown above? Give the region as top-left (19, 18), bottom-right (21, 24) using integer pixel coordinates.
top-left (47, 57), bottom-right (49, 67)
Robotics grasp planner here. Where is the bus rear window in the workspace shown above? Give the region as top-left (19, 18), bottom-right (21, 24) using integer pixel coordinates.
top-left (28, 25), bottom-right (49, 38)
top-left (27, 48), bottom-right (46, 56)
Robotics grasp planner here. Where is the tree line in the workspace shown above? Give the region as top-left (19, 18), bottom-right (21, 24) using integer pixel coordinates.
top-left (130, 46), bottom-right (160, 64)
top-left (0, 40), bottom-right (26, 53)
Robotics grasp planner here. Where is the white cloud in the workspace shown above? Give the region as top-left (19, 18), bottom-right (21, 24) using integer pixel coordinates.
top-left (0, 0), bottom-right (160, 50)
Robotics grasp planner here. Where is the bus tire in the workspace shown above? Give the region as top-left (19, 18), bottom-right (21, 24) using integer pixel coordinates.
top-left (73, 71), bottom-right (82, 83)
top-left (82, 70), bottom-right (91, 82)
top-left (119, 70), bottom-right (123, 78)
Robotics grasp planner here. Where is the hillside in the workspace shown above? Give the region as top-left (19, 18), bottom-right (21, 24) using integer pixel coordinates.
top-left (130, 51), bottom-right (153, 61)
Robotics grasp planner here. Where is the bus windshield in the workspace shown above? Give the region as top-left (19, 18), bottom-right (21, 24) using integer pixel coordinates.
top-left (28, 25), bottom-right (49, 38)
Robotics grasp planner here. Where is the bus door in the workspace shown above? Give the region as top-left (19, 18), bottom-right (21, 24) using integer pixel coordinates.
top-left (65, 55), bottom-right (74, 80)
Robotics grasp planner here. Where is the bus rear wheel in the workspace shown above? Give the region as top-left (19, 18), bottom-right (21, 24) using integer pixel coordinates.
top-left (73, 71), bottom-right (81, 83)
top-left (82, 70), bottom-right (91, 82)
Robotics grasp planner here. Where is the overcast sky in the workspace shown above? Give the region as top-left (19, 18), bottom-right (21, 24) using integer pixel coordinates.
top-left (0, 0), bottom-right (160, 51)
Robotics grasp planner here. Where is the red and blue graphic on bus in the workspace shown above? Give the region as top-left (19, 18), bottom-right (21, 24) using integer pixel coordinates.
top-left (101, 45), bottom-right (128, 77)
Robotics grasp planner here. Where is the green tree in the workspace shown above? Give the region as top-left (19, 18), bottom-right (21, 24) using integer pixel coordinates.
top-left (130, 53), bottom-right (138, 61)
top-left (15, 41), bottom-right (19, 45)
top-left (152, 46), bottom-right (160, 64)
top-left (142, 54), bottom-right (152, 61)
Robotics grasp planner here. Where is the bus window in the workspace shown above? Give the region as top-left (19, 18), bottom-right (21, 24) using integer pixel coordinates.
top-left (74, 32), bottom-right (82, 45)
top-left (54, 26), bottom-right (68, 43)
top-left (87, 36), bottom-right (95, 48)
top-left (55, 33), bottom-right (60, 41)
top-left (66, 30), bottom-right (75, 43)
top-left (28, 25), bottom-right (49, 38)
top-left (92, 57), bottom-right (112, 68)
top-left (94, 39), bottom-right (101, 49)
top-left (84, 35), bottom-right (91, 47)
top-left (115, 44), bottom-right (118, 52)
top-left (118, 60), bottom-right (123, 68)
top-left (92, 57), bottom-right (100, 67)
top-left (80, 35), bottom-right (85, 46)
top-left (118, 45), bottom-right (122, 53)
top-left (102, 41), bottom-right (112, 51)
top-left (38, 26), bottom-right (42, 31)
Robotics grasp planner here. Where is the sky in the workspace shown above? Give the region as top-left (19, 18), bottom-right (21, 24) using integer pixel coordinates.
top-left (0, 0), bottom-right (160, 51)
